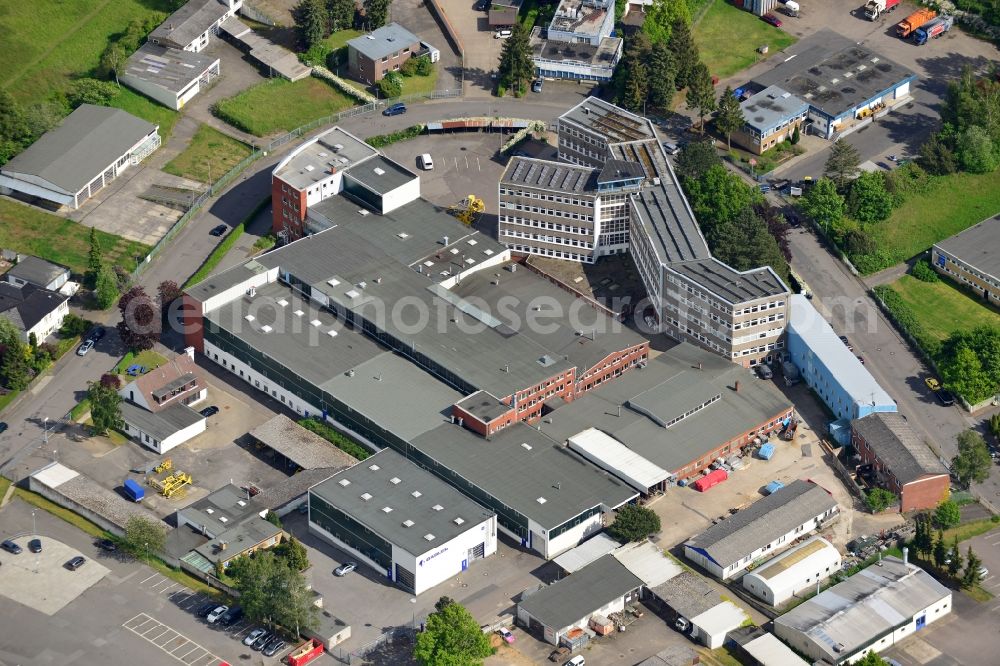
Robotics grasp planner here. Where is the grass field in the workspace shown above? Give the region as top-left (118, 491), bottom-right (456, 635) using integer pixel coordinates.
top-left (872, 169), bottom-right (1000, 265)
top-left (0, 199), bottom-right (150, 275)
top-left (2, 0), bottom-right (176, 106)
top-left (889, 275), bottom-right (1000, 344)
top-left (213, 77), bottom-right (356, 136)
top-left (693, 0), bottom-right (797, 79)
top-left (163, 125), bottom-right (252, 183)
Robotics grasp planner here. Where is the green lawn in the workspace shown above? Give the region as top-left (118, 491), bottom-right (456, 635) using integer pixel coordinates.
top-left (0, 199), bottom-right (151, 276)
top-left (888, 275), bottom-right (1000, 344)
top-left (2, 0), bottom-right (176, 106)
top-left (163, 124), bottom-right (252, 183)
top-left (872, 169), bottom-right (1000, 265)
top-left (109, 87), bottom-right (180, 142)
top-left (213, 77), bottom-right (356, 137)
top-left (693, 0), bottom-right (797, 79)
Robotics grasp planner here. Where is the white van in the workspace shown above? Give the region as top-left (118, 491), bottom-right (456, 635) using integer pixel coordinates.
top-left (494, 29), bottom-right (512, 39)
top-left (418, 153), bottom-right (434, 170)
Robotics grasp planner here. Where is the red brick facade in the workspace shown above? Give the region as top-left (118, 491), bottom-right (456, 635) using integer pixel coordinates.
top-left (272, 175), bottom-right (307, 239)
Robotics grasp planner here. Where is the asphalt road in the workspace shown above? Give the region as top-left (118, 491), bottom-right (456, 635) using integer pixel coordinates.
top-left (0, 90), bottom-right (593, 481)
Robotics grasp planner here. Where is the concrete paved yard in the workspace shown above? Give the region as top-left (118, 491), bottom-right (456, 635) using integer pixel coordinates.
top-left (0, 534), bottom-right (109, 615)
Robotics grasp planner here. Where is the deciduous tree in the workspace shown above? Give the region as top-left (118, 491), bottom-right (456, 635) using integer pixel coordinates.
top-left (609, 504), bottom-right (661, 542)
top-left (951, 429), bottom-right (992, 488)
top-left (715, 86), bottom-right (745, 149)
top-left (413, 598), bottom-right (493, 666)
top-left (117, 286), bottom-right (160, 351)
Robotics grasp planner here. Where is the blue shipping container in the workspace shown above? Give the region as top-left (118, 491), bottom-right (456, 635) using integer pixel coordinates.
top-left (758, 443), bottom-right (775, 460)
top-left (123, 479), bottom-right (145, 502)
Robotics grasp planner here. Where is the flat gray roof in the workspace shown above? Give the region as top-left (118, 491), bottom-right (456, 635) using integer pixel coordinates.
top-left (750, 29), bottom-right (916, 120)
top-left (934, 214), bottom-right (1000, 281)
top-left (411, 422), bottom-right (637, 530)
top-left (310, 448), bottom-right (494, 556)
top-left (124, 43), bottom-right (219, 94)
top-left (347, 22), bottom-right (422, 61)
top-left (6, 256), bottom-right (68, 287)
top-left (149, 0), bottom-right (232, 48)
top-left (684, 480), bottom-right (838, 570)
top-left (249, 414), bottom-right (361, 471)
top-left (560, 97), bottom-right (656, 143)
top-left (345, 154), bottom-right (417, 195)
top-left (741, 86), bottom-right (809, 132)
top-left (121, 401), bottom-right (203, 442)
top-left (518, 554), bottom-right (643, 630)
top-left (539, 343), bottom-right (792, 476)
top-left (273, 126), bottom-right (379, 191)
top-left (851, 412), bottom-right (947, 484)
top-left (501, 157), bottom-right (597, 191)
top-left (775, 557), bottom-right (951, 663)
top-left (1, 104), bottom-right (156, 195)
top-left (667, 259), bottom-right (788, 303)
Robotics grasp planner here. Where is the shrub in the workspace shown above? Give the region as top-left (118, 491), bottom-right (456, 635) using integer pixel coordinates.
top-left (911, 259), bottom-right (940, 283)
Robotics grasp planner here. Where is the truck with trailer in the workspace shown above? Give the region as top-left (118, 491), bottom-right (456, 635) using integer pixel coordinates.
top-left (863, 0), bottom-right (899, 21)
top-left (123, 478), bottom-right (145, 502)
top-left (896, 8), bottom-right (936, 38)
top-left (914, 15), bottom-right (954, 44)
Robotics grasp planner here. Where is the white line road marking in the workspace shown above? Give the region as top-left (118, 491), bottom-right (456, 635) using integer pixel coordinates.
top-left (122, 613), bottom-right (227, 666)
top-left (139, 573), bottom-right (161, 584)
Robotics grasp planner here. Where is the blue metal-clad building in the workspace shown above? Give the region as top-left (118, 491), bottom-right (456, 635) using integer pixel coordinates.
top-left (786, 295), bottom-right (896, 434)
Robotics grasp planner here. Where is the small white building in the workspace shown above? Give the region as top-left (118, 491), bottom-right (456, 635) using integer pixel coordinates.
top-left (742, 536), bottom-right (842, 606)
top-left (308, 449), bottom-right (497, 595)
top-left (684, 479), bottom-right (839, 580)
top-left (0, 104), bottom-right (160, 210)
top-left (121, 44), bottom-right (220, 110)
top-left (774, 556), bottom-right (952, 664)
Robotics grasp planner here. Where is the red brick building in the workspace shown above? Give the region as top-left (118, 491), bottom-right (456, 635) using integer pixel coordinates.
top-left (852, 412), bottom-right (950, 512)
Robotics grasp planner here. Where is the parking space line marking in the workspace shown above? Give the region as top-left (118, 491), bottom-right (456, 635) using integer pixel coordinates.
top-left (139, 573), bottom-right (161, 584)
top-left (122, 613), bottom-right (226, 666)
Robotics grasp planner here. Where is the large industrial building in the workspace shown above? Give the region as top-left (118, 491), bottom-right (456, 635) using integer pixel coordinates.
top-left (931, 214), bottom-right (1000, 307)
top-left (498, 97), bottom-right (790, 368)
top-left (684, 479), bottom-right (839, 580)
top-left (308, 449), bottom-right (497, 595)
top-left (0, 105), bottom-right (160, 210)
top-left (786, 294), bottom-right (896, 430)
top-left (774, 556), bottom-right (951, 664)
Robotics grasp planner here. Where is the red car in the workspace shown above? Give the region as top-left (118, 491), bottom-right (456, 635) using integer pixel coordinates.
top-left (762, 13), bottom-right (783, 28)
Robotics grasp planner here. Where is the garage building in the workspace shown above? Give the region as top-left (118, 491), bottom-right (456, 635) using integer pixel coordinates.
top-left (0, 105), bottom-right (160, 210)
top-left (742, 536), bottom-right (842, 606)
top-left (308, 448), bottom-right (497, 595)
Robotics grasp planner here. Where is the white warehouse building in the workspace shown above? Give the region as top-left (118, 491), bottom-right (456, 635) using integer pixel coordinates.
top-left (775, 556), bottom-right (951, 664)
top-left (742, 536), bottom-right (842, 606)
top-left (308, 449), bottom-right (497, 595)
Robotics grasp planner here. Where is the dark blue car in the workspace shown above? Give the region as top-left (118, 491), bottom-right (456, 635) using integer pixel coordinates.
top-left (382, 103), bottom-right (407, 117)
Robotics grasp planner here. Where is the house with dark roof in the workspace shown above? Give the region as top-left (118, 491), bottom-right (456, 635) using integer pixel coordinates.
top-left (684, 479), bottom-right (839, 580)
top-left (118, 348), bottom-right (207, 454)
top-left (0, 105), bottom-right (160, 210)
top-left (0, 281), bottom-right (69, 343)
top-left (852, 412), bottom-right (949, 512)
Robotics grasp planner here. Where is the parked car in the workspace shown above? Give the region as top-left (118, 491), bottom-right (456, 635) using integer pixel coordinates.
top-left (761, 13), bottom-right (783, 27)
top-left (494, 29), bottom-right (512, 39)
top-left (334, 561), bottom-right (358, 576)
top-left (95, 538), bottom-right (117, 552)
top-left (76, 340), bottom-right (94, 356)
top-left (28, 538), bottom-right (42, 553)
top-left (531, 79), bottom-right (543, 93)
top-left (252, 630), bottom-right (272, 650)
top-left (209, 224), bottom-right (228, 237)
top-left (1, 539), bottom-right (22, 554)
top-left (243, 628), bottom-right (267, 646)
top-left (383, 103), bottom-right (407, 116)
top-left (66, 556), bottom-right (86, 570)
top-left (936, 389), bottom-right (956, 406)
top-left (88, 326), bottom-right (105, 341)
top-left (206, 605), bottom-right (229, 623)
top-left (199, 405), bottom-right (219, 418)
top-left (221, 606), bottom-right (243, 626)
top-left (497, 627), bottom-right (515, 643)
top-left (263, 637), bottom-right (287, 657)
